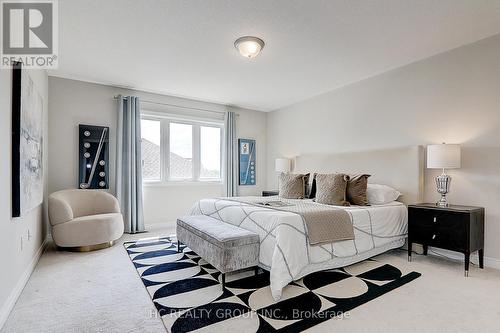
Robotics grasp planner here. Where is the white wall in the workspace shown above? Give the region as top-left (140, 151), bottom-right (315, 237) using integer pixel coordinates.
top-left (266, 34), bottom-right (500, 263)
top-left (0, 69), bottom-right (49, 327)
top-left (48, 77), bottom-right (267, 225)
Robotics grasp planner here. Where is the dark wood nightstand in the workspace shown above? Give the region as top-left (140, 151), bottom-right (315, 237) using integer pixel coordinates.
top-left (408, 203), bottom-right (484, 276)
top-left (262, 190), bottom-right (279, 197)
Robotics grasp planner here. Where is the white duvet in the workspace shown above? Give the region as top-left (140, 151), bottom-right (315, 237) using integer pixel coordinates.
top-left (191, 196), bottom-right (408, 300)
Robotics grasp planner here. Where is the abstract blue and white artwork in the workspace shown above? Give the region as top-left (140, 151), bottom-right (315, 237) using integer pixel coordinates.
top-left (238, 138), bottom-right (256, 185)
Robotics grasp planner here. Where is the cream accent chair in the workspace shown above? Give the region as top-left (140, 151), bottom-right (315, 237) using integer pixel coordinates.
top-left (48, 189), bottom-right (124, 251)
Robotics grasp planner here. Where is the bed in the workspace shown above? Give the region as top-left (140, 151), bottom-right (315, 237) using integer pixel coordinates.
top-left (191, 146), bottom-right (424, 300)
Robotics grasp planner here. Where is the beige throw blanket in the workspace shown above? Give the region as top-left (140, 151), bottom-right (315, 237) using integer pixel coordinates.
top-left (225, 197), bottom-right (354, 245)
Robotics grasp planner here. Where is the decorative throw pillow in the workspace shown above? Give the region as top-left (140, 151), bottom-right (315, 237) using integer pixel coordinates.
top-left (366, 184), bottom-right (401, 205)
top-left (304, 173), bottom-right (314, 198)
top-left (279, 173), bottom-right (306, 199)
top-left (314, 173), bottom-right (350, 206)
top-left (347, 174), bottom-right (371, 205)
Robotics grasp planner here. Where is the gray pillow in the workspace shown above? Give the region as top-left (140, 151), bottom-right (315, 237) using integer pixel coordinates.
top-left (314, 173), bottom-right (350, 206)
top-left (279, 173), bottom-right (306, 199)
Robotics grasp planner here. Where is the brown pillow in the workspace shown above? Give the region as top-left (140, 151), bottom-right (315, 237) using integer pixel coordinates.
top-left (314, 173), bottom-right (350, 206)
top-left (279, 173), bottom-right (306, 199)
top-left (347, 174), bottom-right (371, 205)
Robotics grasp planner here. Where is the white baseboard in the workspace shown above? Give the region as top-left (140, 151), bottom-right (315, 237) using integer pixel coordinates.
top-left (484, 256), bottom-right (500, 270)
top-left (428, 247), bottom-right (500, 270)
top-left (0, 236), bottom-right (49, 330)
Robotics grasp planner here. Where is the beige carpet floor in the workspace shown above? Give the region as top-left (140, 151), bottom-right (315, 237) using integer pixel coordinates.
top-left (2, 224), bottom-right (500, 333)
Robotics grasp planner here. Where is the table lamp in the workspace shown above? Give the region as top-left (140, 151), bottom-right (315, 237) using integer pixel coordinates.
top-left (427, 143), bottom-right (461, 207)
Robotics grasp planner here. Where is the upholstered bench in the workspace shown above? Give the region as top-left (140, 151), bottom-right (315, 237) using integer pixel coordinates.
top-left (176, 215), bottom-right (260, 288)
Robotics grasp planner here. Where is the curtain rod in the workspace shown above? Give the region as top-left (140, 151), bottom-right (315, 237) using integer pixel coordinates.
top-left (113, 95), bottom-right (237, 116)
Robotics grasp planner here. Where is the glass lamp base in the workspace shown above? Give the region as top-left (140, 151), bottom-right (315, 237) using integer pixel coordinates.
top-left (436, 194), bottom-right (449, 207)
top-left (435, 172), bottom-right (451, 207)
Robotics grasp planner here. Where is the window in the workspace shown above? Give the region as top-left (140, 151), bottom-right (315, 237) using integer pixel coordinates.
top-left (140, 113), bottom-right (223, 183)
top-left (169, 123), bottom-right (193, 179)
top-left (200, 126), bottom-right (221, 179)
top-left (140, 119), bottom-right (161, 181)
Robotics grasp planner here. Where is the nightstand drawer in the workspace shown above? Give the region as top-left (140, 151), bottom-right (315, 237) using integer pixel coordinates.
top-left (411, 226), bottom-right (465, 252)
top-left (409, 208), bottom-right (468, 230)
top-left (429, 228), bottom-right (465, 251)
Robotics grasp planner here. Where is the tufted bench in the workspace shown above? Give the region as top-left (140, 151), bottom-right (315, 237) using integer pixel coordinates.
top-left (176, 215), bottom-right (260, 288)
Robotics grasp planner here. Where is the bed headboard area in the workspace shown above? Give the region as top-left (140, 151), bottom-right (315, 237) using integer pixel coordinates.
top-left (293, 146), bottom-right (424, 205)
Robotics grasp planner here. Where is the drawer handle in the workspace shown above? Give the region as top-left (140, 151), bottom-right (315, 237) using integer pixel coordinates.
top-left (432, 234), bottom-right (436, 240)
top-left (433, 217), bottom-right (437, 223)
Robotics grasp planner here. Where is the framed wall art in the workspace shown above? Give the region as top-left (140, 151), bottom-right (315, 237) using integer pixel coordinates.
top-left (12, 62), bottom-right (44, 217)
top-left (238, 138), bottom-right (256, 185)
top-left (78, 124), bottom-right (109, 189)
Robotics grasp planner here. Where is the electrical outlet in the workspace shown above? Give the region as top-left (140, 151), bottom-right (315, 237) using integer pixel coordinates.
top-left (21, 236), bottom-right (23, 251)
top-left (27, 229), bottom-right (32, 241)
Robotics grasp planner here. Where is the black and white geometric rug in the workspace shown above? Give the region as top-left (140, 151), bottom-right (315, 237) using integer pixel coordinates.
top-left (124, 236), bottom-right (420, 333)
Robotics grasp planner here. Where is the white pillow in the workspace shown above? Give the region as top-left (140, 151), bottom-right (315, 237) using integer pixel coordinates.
top-left (366, 184), bottom-right (401, 205)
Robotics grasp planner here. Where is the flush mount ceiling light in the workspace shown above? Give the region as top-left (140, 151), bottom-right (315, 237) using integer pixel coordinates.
top-left (234, 36), bottom-right (265, 59)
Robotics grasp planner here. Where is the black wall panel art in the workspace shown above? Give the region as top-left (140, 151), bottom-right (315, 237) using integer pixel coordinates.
top-left (12, 62), bottom-right (44, 218)
top-left (79, 125), bottom-right (109, 189)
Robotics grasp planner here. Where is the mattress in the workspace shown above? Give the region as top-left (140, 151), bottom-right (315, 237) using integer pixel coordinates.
top-left (191, 196), bottom-right (407, 300)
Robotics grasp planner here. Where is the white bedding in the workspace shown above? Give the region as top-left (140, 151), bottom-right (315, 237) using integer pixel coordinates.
top-left (191, 196), bottom-right (408, 300)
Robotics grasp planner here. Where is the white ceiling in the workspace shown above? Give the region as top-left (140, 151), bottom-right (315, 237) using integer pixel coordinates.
top-left (51, 0), bottom-right (500, 111)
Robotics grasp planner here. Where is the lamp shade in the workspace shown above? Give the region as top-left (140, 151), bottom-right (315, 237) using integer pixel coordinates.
top-left (275, 158), bottom-right (291, 173)
top-left (427, 144), bottom-right (461, 169)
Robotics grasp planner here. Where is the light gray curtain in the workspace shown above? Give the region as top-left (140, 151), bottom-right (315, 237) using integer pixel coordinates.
top-left (224, 111), bottom-right (238, 197)
top-left (116, 95), bottom-right (145, 233)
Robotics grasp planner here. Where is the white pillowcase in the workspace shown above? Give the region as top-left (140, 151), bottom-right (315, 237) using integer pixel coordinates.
top-left (366, 184), bottom-right (401, 205)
